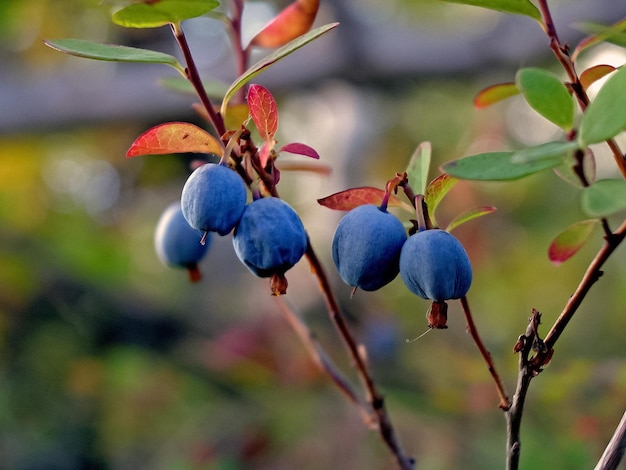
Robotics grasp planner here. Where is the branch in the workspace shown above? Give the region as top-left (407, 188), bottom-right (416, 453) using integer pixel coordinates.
top-left (460, 296), bottom-right (510, 410)
top-left (304, 240), bottom-right (415, 470)
top-left (595, 411), bottom-right (626, 470)
top-left (273, 296), bottom-right (370, 417)
top-left (536, 0), bottom-right (626, 178)
top-left (505, 310), bottom-right (543, 470)
top-left (171, 23), bottom-right (227, 138)
top-left (532, 219), bottom-right (626, 368)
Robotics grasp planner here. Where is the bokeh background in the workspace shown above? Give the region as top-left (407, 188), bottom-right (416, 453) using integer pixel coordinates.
top-left (2, 0), bottom-right (626, 469)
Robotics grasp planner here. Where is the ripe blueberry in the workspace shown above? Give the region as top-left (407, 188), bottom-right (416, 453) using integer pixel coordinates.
top-left (400, 229), bottom-right (472, 300)
top-left (332, 204), bottom-right (407, 291)
top-left (232, 197), bottom-right (307, 295)
top-left (399, 229), bottom-right (472, 328)
top-left (181, 163), bottom-right (247, 236)
top-left (154, 201), bottom-right (211, 282)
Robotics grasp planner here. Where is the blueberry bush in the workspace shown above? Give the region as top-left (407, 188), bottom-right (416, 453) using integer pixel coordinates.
top-left (44, 0), bottom-right (626, 468)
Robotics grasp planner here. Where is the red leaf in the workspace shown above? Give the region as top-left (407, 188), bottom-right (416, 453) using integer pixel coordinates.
top-left (279, 142), bottom-right (320, 159)
top-left (580, 64), bottom-right (616, 90)
top-left (249, 0), bottom-right (319, 49)
top-left (126, 122), bottom-right (222, 157)
top-left (548, 219), bottom-right (598, 265)
top-left (247, 84), bottom-right (278, 142)
top-left (317, 187), bottom-right (411, 212)
top-left (474, 82), bottom-right (520, 109)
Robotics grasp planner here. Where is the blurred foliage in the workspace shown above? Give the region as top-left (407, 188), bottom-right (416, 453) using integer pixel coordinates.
top-left (1, 1), bottom-right (626, 469)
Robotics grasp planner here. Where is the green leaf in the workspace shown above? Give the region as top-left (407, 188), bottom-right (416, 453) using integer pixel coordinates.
top-left (548, 219), bottom-right (598, 265)
top-left (44, 38), bottom-right (184, 74)
top-left (511, 141), bottom-right (579, 164)
top-left (112, 0), bottom-right (220, 28)
top-left (424, 174), bottom-right (457, 227)
top-left (405, 141), bottom-right (431, 195)
top-left (439, 0), bottom-right (541, 21)
top-left (553, 148), bottom-right (596, 188)
top-left (474, 82), bottom-right (519, 109)
top-left (446, 205), bottom-right (497, 232)
top-left (441, 151), bottom-right (563, 181)
top-left (581, 179), bottom-right (626, 217)
top-left (579, 66), bottom-right (626, 146)
top-left (221, 22), bottom-right (339, 116)
top-left (572, 18), bottom-right (626, 59)
top-left (515, 68), bottom-right (574, 130)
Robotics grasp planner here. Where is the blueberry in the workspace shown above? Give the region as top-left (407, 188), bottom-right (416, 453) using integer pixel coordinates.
top-left (232, 197), bottom-right (308, 295)
top-left (181, 163), bottom-right (247, 236)
top-left (154, 201), bottom-right (211, 281)
top-left (332, 204), bottom-right (407, 291)
top-left (399, 229), bottom-right (472, 302)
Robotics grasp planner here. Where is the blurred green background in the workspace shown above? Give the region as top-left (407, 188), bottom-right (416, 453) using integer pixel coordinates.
top-left (1, 1), bottom-right (626, 469)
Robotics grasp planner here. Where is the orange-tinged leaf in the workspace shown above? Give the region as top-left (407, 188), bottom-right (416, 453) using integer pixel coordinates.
top-left (247, 84), bottom-right (278, 142)
top-left (580, 64), bottom-right (616, 90)
top-left (474, 82), bottom-right (520, 109)
top-left (318, 187), bottom-right (412, 212)
top-left (250, 0), bottom-right (319, 49)
top-left (126, 122), bottom-right (222, 157)
top-left (548, 219), bottom-right (598, 265)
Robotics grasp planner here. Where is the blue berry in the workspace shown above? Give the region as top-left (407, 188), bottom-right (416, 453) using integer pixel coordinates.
top-left (332, 205), bottom-right (407, 291)
top-left (232, 197), bottom-right (307, 295)
top-left (181, 163), bottom-right (247, 236)
top-left (399, 229), bottom-right (472, 302)
top-left (154, 201), bottom-right (211, 281)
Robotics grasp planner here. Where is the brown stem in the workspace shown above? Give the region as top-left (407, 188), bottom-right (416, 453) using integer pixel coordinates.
top-left (505, 310), bottom-right (543, 470)
top-left (532, 219), bottom-right (626, 368)
top-left (171, 23), bottom-right (227, 137)
top-left (536, 0), bottom-right (626, 178)
top-left (594, 411), bottom-right (626, 470)
top-left (460, 296), bottom-right (510, 410)
top-left (273, 296), bottom-right (367, 412)
top-left (305, 240), bottom-right (415, 470)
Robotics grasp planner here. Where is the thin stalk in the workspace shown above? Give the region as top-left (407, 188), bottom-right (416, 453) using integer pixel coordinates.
top-left (460, 296), bottom-right (510, 410)
top-left (171, 23), bottom-right (226, 137)
top-left (305, 241), bottom-right (415, 470)
top-left (536, 0), bottom-right (626, 178)
top-left (532, 219), bottom-right (626, 368)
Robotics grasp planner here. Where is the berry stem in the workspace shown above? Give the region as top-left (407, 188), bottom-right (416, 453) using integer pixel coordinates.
top-left (460, 296), bottom-right (510, 410)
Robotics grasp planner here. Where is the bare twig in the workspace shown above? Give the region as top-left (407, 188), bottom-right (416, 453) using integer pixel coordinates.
top-left (505, 310), bottom-right (543, 470)
top-left (594, 411), bottom-right (626, 470)
top-left (305, 240), bottom-right (415, 470)
top-left (273, 296), bottom-right (369, 417)
top-left (460, 296), bottom-right (510, 410)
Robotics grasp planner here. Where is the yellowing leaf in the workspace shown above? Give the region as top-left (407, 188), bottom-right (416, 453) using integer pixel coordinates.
top-left (474, 82), bottom-right (519, 109)
top-left (580, 64), bottom-right (616, 90)
top-left (126, 122), bottom-right (223, 157)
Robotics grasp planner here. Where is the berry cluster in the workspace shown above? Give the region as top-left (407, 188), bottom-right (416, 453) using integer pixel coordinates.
top-left (332, 203), bottom-right (472, 328)
top-left (154, 162), bottom-right (307, 294)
